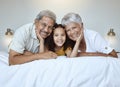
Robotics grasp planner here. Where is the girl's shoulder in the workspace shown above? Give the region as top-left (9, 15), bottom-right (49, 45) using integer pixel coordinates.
top-left (65, 47), bottom-right (72, 51)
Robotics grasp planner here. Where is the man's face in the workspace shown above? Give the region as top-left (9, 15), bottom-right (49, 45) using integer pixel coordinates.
top-left (35, 16), bottom-right (54, 39)
top-left (65, 22), bottom-right (83, 41)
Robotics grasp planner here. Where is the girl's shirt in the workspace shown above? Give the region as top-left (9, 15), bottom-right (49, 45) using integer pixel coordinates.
top-left (55, 47), bottom-right (72, 56)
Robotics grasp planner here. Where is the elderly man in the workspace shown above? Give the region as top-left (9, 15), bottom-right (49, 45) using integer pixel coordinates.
top-left (9, 10), bottom-right (57, 65)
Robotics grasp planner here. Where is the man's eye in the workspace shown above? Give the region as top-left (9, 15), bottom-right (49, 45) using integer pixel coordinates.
top-left (48, 26), bottom-right (53, 30)
top-left (42, 23), bottom-right (46, 27)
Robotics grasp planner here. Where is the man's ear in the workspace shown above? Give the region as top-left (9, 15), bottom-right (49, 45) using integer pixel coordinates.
top-left (34, 19), bottom-right (39, 24)
top-left (34, 19), bottom-right (40, 29)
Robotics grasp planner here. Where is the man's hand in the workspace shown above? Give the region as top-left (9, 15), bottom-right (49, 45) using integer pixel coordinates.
top-left (36, 51), bottom-right (57, 59)
top-left (9, 50), bottom-right (57, 65)
top-left (35, 28), bottom-right (44, 42)
top-left (35, 28), bottom-right (45, 52)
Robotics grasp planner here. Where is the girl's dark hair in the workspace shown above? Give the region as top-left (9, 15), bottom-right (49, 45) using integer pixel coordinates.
top-left (45, 23), bottom-right (75, 52)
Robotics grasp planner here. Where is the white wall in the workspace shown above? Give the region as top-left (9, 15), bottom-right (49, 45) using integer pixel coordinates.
top-left (0, 0), bottom-right (120, 51)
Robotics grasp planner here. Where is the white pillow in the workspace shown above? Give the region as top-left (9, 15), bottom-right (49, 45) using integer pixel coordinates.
top-left (0, 51), bottom-right (9, 65)
top-left (117, 53), bottom-right (120, 58)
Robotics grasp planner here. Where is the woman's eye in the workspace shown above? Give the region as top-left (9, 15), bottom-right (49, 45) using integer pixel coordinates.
top-left (72, 27), bottom-right (76, 29)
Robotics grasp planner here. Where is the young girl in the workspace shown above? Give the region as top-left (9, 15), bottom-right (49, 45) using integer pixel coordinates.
top-left (46, 24), bottom-right (79, 57)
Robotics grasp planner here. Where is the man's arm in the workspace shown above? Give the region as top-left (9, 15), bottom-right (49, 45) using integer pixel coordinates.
top-left (35, 28), bottom-right (45, 53)
top-left (77, 50), bottom-right (118, 58)
top-left (9, 49), bottom-right (57, 65)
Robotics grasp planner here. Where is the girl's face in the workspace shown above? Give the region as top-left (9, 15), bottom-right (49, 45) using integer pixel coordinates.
top-left (53, 27), bottom-right (66, 47)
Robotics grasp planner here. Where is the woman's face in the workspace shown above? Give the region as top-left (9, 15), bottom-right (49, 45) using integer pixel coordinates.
top-left (65, 22), bottom-right (83, 41)
top-left (53, 27), bottom-right (66, 47)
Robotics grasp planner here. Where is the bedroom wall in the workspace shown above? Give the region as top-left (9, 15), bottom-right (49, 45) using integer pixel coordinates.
top-left (0, 0), bottom-right (120, 52)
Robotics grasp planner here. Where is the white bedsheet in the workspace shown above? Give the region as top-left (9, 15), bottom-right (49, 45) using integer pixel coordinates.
top-left (0, 52), bottom-right (120, 87)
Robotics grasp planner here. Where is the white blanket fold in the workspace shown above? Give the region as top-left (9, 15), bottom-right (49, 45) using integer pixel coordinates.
top-left (0, 54), bottom-right (120, 87)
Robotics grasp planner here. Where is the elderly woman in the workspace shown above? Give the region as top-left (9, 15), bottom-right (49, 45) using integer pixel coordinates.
top-left (61, 13), bottom-right (118, 58)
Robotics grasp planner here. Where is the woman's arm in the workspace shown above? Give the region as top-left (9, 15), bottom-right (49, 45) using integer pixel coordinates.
top-left (77, 50), bottom-right (118, 58)
top-left (69, 39), bottom-right (80, 57)
top-left (108, 49), bottom-right (118, 58)
top-left (69, 30), bottom-right (83, 57)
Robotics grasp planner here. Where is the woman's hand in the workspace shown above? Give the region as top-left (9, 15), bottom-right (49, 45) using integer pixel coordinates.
top-left (76, 29), bottom-right (84, 42)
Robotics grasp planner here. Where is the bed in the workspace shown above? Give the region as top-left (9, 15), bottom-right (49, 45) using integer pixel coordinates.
top-left (0, 51), bottom-right (120, 87)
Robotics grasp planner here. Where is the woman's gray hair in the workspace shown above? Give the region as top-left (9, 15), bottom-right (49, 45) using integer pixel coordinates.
top-left (35, 10), bottom-right (56, 22)
top-left (61, 13), bottom-right (82, 26)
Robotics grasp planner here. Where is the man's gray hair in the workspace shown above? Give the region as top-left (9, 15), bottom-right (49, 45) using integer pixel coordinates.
top-left (35, 10), bottom-right (56, 22)
top-left (61, 13), bottom-right (82, 26)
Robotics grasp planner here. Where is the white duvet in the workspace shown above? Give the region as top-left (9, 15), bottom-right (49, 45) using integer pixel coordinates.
top-left (0, 52), bottom-right (120, 87)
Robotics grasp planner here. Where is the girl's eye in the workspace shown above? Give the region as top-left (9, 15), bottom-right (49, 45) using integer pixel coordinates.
top-left (66, 29), bottom-right (70, 32)
top-left (54, 34), bottom-right (58, 37)
top-left (61, 34), bottom-right (65, 36)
